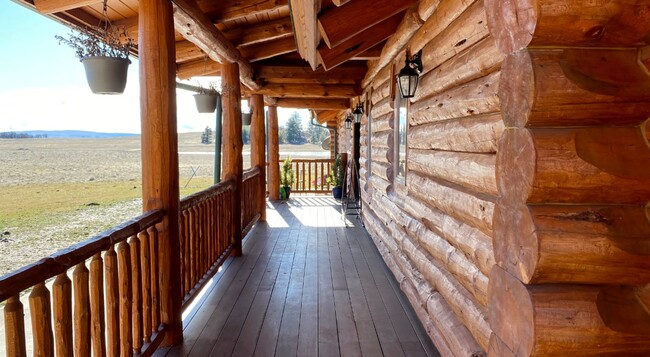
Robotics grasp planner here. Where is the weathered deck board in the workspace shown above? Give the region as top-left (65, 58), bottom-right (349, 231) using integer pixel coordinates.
top-left (162, 196), bottom-right (439, 357)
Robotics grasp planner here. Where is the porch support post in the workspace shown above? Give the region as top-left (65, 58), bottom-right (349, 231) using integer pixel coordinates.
top-left (139, 0), bottom-right (182, 345)
top-left (267, 105), bottom-right (280, 200)
top-left (250, 94), bottom-right (266, 221)
top-left (222, 63), bottom-right (243, 256)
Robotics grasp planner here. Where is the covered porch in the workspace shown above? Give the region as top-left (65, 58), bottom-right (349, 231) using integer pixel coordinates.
top-left (157, 197), bottom-right (436, 357)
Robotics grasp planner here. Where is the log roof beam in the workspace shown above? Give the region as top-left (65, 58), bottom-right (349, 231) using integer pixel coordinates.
top-left (255, 65), bottom-right (366, 84)
top-left (289, 0), bottom-right (320, 70)
top-left (351, 42), bottom-right (385, 60)
top-left (254, 83), bottom-right (359, 98)
top-left (238, 37), bottom-right (297, 63)
top-left (197, 0), bottom-right (289, 23)
top-left (176, 59), bottom-right (222, 79)
top-left (318, 0), bottom-right (416, 49)
top-left (172, 0), bottom-right (260, 90)
top-left (318, 12), bottom-right (402, 70)
top-left (275, 98), bottom-right (350, 110)
top-left (33, 0), bottom-right (101, 14)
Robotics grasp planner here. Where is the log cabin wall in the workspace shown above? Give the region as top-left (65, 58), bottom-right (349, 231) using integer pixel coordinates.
top-left (352, 0), bottom-right (650, 356)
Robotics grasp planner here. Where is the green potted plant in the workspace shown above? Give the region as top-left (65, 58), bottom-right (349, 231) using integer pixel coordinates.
top-left (56, 24), bottom-right (133, 95)
top-left (326, 155), bottom-right (345, 199)
top-left (280, 157), bottom-right (295, 200)
top-left (193, 82), bottom-right (220, 113)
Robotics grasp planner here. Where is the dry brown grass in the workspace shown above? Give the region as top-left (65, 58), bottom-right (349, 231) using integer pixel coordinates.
top-left (0, 133), bottom-right (327, 274)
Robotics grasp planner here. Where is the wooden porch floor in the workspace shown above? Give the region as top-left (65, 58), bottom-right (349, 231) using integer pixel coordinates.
top-left (157, 196), bottom-right (439, 357)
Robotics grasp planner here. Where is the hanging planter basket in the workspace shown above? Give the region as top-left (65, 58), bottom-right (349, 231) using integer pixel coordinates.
top-left (242, 112), bottom-right (252, 125)
top-left (81, 56), bottom-right (130, 95)
top-left (194, 93), bottom-right (219, 113)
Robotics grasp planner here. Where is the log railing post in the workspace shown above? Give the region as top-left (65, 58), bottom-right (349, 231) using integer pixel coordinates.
top-left (222, 62), bottom-right (244, 256)
top-left (250, 94), bottom-right (266, 221)
top-left (139, 0), bottom-right (182, 346)
top-left (268, 105), bottom-right (280, 200)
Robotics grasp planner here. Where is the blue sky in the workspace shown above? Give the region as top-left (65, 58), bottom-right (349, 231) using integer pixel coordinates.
top-left (0, 1), bottom-right (306, 133)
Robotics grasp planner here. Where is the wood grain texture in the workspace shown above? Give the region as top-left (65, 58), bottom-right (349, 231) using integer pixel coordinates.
top-left (485, 0), bottom-right (650, 54)
top-left (408, 113), bottom-right (504, 153)
top-left (250, 94), bottom-right (266, 221)
top-left (267, 106), bottom-right (280, 200)
top-left (4, 296), bottom-right (26, 357)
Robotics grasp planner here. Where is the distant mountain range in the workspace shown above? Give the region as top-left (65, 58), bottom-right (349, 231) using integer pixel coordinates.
top-left (6, 130), bottom-right (139, 139)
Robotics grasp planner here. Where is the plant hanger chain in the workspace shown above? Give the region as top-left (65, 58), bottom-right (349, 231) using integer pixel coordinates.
top-left (99, 0), bottom-right (113, 34)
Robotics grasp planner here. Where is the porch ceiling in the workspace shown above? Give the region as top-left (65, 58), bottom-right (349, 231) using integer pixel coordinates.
top-left (19, 0), bottom-right (409, 124)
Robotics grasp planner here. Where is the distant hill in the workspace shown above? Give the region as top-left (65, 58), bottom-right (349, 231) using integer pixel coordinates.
top-left (12, 130), bottom-right (139, 139)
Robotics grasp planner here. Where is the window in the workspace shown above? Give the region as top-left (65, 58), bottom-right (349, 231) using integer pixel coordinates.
top-left (394, 82), bottom-right (407, 182)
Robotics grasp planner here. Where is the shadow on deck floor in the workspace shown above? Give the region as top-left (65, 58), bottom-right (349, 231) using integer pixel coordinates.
top-left (156, 196), bottom-right (439, 357)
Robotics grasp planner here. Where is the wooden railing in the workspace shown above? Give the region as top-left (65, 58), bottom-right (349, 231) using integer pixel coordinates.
top-left (0, 210), bottom-right (167, 356)
top-left (242, 166), bottom-right (262, 235)
top-left (288, 159), bottom-right (334, 193)
top-left (179, 179), bottom-right (235, 308)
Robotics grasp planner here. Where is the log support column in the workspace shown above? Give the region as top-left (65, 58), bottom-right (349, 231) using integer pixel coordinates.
top-left (139, 0), bottom-right (181, 346)
top-left (267, 105), bottom-right (280, 200)
top-left (250, 94), bottom-right (266, 221)
top-left (222, 63), bottom-right (244, 256)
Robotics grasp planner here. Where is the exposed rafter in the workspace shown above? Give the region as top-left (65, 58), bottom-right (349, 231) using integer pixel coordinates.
top-left (289, 0), bottom-right (320, 70)
top-left (318, 12), bottom-right (402, 70)
top-left (33, 0), bottom-right (101, 14)
top-left (198, 0), bottom-right (289, 22)
top-left (276, 98), bottom-right (350, 110)
top-left (176, 59), bottom-right (222, 79)
top-left (172, 0), bottom-right (260, 90)
top-left (318, 0), bottom-right (416, 48)
top-left (255, 83), bottom-right (358, 98)
top-left (256, 65), bottom-right (366, 84)
top-left (238, 37), bottom-right (296, 62)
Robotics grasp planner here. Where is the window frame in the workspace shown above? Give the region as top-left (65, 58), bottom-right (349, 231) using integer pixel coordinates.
top-left (393, 78), bottom-right (408, 185)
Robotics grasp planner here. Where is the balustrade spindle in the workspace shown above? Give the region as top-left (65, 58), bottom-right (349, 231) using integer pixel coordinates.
top-left (105, 247), bottom-right (120, 357)
top-left (117, 241), bottom-right (133, 356)
top-left (90, 253), bottom-right (106, 356)
top-left (29, 282), bottom-right (53, 356)
top-left (4, 295), bottom-right (26, 357)
top-left (139, 231), bottom-right (152, 343)
top-left (73, 263), bottom-right (91, 357)
top-left (149, 227), bottom-right (160, 331)
top-left (130, 236), bottom-right (143, 353)
top-left (52, 273), bottom-right (73, 356)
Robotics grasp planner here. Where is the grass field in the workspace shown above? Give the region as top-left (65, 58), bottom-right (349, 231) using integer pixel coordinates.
top-left (0, 133), bottom-right (326, 274)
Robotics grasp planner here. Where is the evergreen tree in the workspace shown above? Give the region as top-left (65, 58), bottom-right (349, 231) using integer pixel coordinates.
top-left (278, 126), bottom-right (288, 144)
top-left (201, 126), bottom-right (212, 144)
top-left (242, 126), bottom-right (250, 144)
top-left (285, 111), bottom-right (304, 144)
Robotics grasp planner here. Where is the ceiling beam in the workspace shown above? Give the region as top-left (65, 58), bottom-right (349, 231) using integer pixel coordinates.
top-left (332, 0), bottom-right (351, 6)
top-left (314, 110), bottom-right (341, 124)
top-left (198, 0), bottom-right (289, 23)
top-left (255, 83), bottom-right (359, 98)
top-left (318, 12), bottom-right (401, 70)
top-left (33, 0), bottom-right (101, 14)
top-left (176, 59), bottom-right (222, 79)
top-left (276, 98), bottom-right (350, 110)
top-left (318, 0), bottom-right (416, 48)
top-left (256, 65), bottom-right (366, 84)
top-left (289, 0), bottom-right (320, 70)
top-left (352, 42), bottom-right (384, 60)
top-left (238, 37), bottom-right (296, 62)
top-left (172, 0), bottom-right (260, 90)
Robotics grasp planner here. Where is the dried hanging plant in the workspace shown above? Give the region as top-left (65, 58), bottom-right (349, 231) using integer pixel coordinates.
top-left (54, 0), bottom-right (134, 61)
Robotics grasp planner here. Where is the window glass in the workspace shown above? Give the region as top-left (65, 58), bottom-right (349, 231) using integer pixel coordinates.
top-left (395, 83), bottom-right (407, 181)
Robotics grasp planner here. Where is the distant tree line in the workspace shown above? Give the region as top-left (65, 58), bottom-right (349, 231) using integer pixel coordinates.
top-left (0, 132), bottom-right (47, 139)
top-left (200, 111), bottom-right (329, 146)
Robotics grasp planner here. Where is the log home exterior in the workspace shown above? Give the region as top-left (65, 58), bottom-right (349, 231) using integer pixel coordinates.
top-left (2, 0), bottom-right (650, 356)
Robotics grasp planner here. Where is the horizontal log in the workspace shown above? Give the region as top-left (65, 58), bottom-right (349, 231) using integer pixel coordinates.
top-left (497, 127), bottom-right (650, 205)
top-left (501, 48), bottom-right (650, 127)
top-left (417, 0), bottom-right (441, 20)
top-left (494, 203), bottom-right (650, 285)
top-left (395, 192), bottom-right (495, 277)
top-left (176, 59), bottom-right (221, 79)
top-left (370, 161), bottom-right (392, 182)
top-left (369, 130), bottom-right (392, 149)
top-left (409, 0), bottom-right (476, 56)
top-left (412, 36), bottom-right (504, 102)
top-left (408, 113), bottom-right (504, 153)
top-left (408, 172), bottom-right (494, 237)
top-left (371, 80), bottom-right (390, 105)
top-left (368, 175), bottom-right (390, 194)
top-left (227, 16), bottom-right (293, 47)
top-left (238, 36), bottom-right (296, 62)
top-left (371, 65), bottom-right (392, 90)
top-left (33, 0), bottom-right (99, 14)
top-left (400, 229), bottom-right (491, 350)
top-left (417, 0), bottom-right (489, 78)
top-left (254, 83), bottom-right (358, 98)
top-left (485, 0), bottom-right (650, 54)
top-left (370, 113), bottom-right (392, 133)
top-left (410, 71), bottom-right (500, 126)
top-left (409, 149), bottom-right (498, 197)
top-left (376, 195), bottom-right (489, 306)
top-left (198, 0), bottom-right (288, 23)
top-left (370, 97), bottom-right (393, 119)
top-left (489, 266), bottom-right (650, 356)
top-left (256, 65), bottom-right (365, 84)
top-left (370, 147), bottom-right (391, 165)
top-left (275, 98), bottom-right (350, 109)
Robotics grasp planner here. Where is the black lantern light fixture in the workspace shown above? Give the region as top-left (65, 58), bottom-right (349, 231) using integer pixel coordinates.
top-left (397, 49), bottom-right (423, 99)
top-left (344, 113), bottom-right (353, 129)
top-left (352, 103), bottom-right (364, 123)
